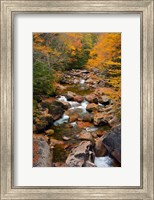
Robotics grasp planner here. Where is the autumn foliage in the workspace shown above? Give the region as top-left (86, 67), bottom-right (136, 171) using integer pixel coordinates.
top-left (33, 33), bottom-right (121, 101)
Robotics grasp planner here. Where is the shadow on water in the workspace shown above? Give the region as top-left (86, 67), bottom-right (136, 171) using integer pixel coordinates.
top-left (50, 123), bottom-right (82, 163)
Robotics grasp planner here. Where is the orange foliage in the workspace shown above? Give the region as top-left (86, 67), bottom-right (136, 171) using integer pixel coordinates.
top-left (86, 33), bottom-right (121, 69)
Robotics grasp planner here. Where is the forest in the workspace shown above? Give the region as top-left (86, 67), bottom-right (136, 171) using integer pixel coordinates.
top-left (33, 33), bottom-right (121, 167)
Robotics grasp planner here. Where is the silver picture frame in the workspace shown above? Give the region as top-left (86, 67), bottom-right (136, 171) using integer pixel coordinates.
top-left (0, 0), bottom-right (153, 199)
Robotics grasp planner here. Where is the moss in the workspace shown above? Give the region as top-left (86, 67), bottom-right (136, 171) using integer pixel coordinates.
top-left (62, 85), bottom-right (94, 96)
top-left (53, 145), bottom-right (68, 162)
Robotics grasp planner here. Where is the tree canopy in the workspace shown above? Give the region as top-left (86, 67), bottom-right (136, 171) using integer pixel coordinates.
top-left (33, 33), bottom-right (121, 100)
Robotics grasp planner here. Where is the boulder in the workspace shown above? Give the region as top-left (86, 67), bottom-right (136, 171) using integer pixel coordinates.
top-left (93, 113), bottom-right (108, 126)
top-left (103, 125), bottom-right (121, 163)
top-left (77, 121), bottom-right (92, 129)
top-left (85, 94), bottom-right (98, 104)
top-left (34, 114), bottom-right (54, 133)
top-left (65, 91), bottom-right (76, 101)
top-left (66, 91), bottom-right (84, 103)
top-left (69, 112), bottom-right (79, 123)
top-left (86, 103), bottom-right (98, 112)
top-left (79, 131), bottom-right (93, 141)
top-left (33, 137), bottom-right (53, 167)
top-left (52, 100), bottom-right (71, 110)
top-left (81, 113), bottom-right (94, 122)
top-left (49, 105), bottom-right (64, 121)
top-left (99, 96), bottom-right (110, 106)
top-left (66, 141), bottom-right (95, 167)
top-left (41, 102), bottom-right (64, 121)
top-left (94, 137), bottom-right (108, 157)
top-left (73, 95), bottom-right (84, 103)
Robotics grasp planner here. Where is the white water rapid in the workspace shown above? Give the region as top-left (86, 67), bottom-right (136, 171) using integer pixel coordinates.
top-left (94, 156), bottom-right (113, 167)
top-left (54, 96), bottom-right (88, 126)
top-left (80, 79), bottom-right (85, 84)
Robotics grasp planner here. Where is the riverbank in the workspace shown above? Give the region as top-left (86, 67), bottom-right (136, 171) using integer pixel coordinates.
top-left (33, 68), bottom-right (121, 167)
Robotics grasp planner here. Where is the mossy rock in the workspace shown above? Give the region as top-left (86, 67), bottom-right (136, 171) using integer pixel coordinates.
top-left (45, 129), bottom-right (55, 135)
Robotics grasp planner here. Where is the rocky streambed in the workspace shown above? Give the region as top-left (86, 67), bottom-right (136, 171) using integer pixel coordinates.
top-left (33, 69), bottom-right (121, 167)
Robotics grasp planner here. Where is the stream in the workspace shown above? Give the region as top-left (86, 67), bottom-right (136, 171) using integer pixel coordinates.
top-left (52, 92), bottom-right (113, 167)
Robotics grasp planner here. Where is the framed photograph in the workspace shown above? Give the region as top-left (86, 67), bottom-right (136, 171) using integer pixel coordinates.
top-left (0, 0), bottom-right (153, 199)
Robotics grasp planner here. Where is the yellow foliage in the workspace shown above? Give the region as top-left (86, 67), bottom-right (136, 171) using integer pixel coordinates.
top-left (86, 33), bottom-right (121, 70)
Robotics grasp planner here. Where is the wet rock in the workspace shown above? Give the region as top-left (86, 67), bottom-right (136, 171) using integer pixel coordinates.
top-left (73, 95), bottom-right (84, 103)
top-left (65, 91), bottom-right (76, 101)
top-left (103, 125), bottom-right (121, 163)
top-left (53, 100), bottom-right (71, 110)
top-left (69, 112), bottom-right (79, 123)
top-left (41, 102), bottom-right (64, 121)
top-left (93, 113), bottom-right (109, 126)
top-left (66, 108), bottom-right (83, 118)
top-left (94, 137), bottom-right (108, 157)
top-left (52, 100), bottom-right (65, 108)
top-left (49, 106), bottom-right (64, 121)
top-left (79, 131), bottom-right (93, 141)
top-left (66, 141), bottom-right (95, 167)
top-left (77, 121), bottom-right (92, 129)
top-left (45, 129), bottom-right (54, 135)
top-left (66, 91), bottom-right (84, 103)
top-left (33, 137), bottom-right (53, 167)
top-left (99, 96), bottom-right (110, 106)
top-left (85, 94), bottom-right (98, 104)
top-left (86, 103), bottom-right (98, 112)
top-left (81, 113), bottom-right (94, 122)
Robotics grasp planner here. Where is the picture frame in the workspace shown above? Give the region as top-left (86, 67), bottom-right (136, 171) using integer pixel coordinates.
top-left (0, 0), bottom-right (153, 199)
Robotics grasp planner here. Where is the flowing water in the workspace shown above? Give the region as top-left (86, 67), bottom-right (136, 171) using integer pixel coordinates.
top-left (53, 114), bottom-right (69, 126)
top-left (56, 95), bottom-right (89, 123)
top-left (80, 79), bottom-right (85, 84)
top-left (94, 156), bottom-right (113, 167)
top-left (52, 95), bottom-right (113, 167)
